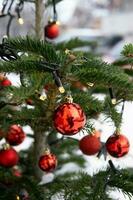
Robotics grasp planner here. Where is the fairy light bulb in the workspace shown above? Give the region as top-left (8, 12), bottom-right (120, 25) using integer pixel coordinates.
top-left (58, 86), bottom-right (65, 94)
top-left (56, 21), bottom-right (60, 25)
top-left (111, 98), bottom-right (117, 105)
top-left (18, 17), bottom-right (24, 25)
top-left (16, 195), bottom-right (20, 200)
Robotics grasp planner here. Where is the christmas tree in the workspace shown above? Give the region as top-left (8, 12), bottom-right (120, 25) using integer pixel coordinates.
top-left (0, 0), bottom-right (133, 200)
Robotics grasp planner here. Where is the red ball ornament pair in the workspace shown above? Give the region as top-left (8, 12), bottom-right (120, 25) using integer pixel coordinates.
top-left (6, 124), bottom-right (26, 146)
top-left (79, 131), bottom-right (102, 155)
top-left (0, 144), bottom-right (19, 167)
top-left (38, 150), bottom-right (57, 172)
top-left (45, 21), bottom-right (59, 39)
top-left (53, 102), bottom-right (86, 135)
top-left (106, 132), bottom-right (129, 158)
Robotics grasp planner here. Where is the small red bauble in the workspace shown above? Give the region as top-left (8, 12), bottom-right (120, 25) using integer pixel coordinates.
top-left (6, 125), bottom-right (26, 146)
top-left (53, 102), bottom-right (86, 135)
top-left (26, 98), bottom-right (34, 105)
top-left (12, 167), bottom-right (22, 177)
top-left (106, 134), bottom-right (129, 158)
top-left (0, 146), bottom-right (19, 167)
top-left (1, 79), bottom-right (12, 87)
top-left (45, 22), bottom-right (59, 39)
top-left (38, 152), bottom-right (57, 172)
top-left (79, 134), bottom-right (101, 155)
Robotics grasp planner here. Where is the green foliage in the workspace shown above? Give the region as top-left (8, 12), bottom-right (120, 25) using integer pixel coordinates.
top-left (71, 58), bottom-right (133, 92)
top-left (7, 36), bottom-right (60, 63)
top-left (0, 167), bottom-right (44, 200)
top-left (103, 97), bottom-right (122, 128)
top-left (0, 37), bottom-right (133, 200)
top-left (113, 57), bottom-right (133, 66)
top-left (55, 38), bottom-right (97, 51)
top-left (73, 92), bottom-right (103, 117)
top-left (44, 168), bottom-right (133, 200)
top-left (121, 43), bottom-right (133, 57)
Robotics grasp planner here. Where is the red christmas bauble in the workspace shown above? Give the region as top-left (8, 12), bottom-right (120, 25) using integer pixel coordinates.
top-left (38, 152), bottom-right (57, 172)
top-left (1, 79), bottom-right (12, 87)
top-left (0, 147), bottom-right (19, 167)
top-left (6, 125), bottom-right (26, 146)
top-left (26, 98), bottom-right (34, 105)
top-left (79, 134), bottom-right (101, 155)
top-left (106, 134), bottom-right (129, 158)
top-left (45, 22), bottom-right (59, 39)
top-left (53, 103), bottom-right (86, 135)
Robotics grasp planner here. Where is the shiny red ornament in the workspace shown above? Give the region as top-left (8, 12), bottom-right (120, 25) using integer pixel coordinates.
top-left (79, 134), bottom-right (101, 155)
top-left (6, 125), bottom-right (26, 146)
top-left (0, 147), bottom-right (19, 167)
top-left (45, 22), bottom-right (59, 39)
top-left (38, 152), bottom-right (57, 172)
top-left (106, 134), bottom-right (129, 158)
top-left (53, 102), bottom-right (86, 135)
top-left (1, 79), bottom-right (12, 87)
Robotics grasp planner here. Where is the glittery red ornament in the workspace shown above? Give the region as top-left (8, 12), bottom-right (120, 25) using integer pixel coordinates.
top-left (6, 125), bottom-right (26, 146)
top-left (79, 134), bottom-right (101, 155)
top-left (38, 152), bottom-right (57, 172)
top-left (45, 22), bottom-right (59, 39)
top-left (53, 102), bottom-right (86, 135)
top-left (0, 146), bottom-right (19, 167)
top-left (1, 79), bottom-right (12, 87)
top-left (106, 134), bottom-right (129, 158)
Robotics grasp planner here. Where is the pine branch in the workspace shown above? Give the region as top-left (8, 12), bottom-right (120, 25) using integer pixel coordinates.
top-left (103, 97), bottom-right (122, 128)
top-left (72, 92), bottom-right (103, 117)
top-left (108, 169), bottom-right (133, 199)
top-left (45, 171), bottom-right (111, 200)
top-left (113, 57), bottom-right (133, 66)
top-left (0, 57), bottom-right (61, 73)
top-left (55, 38), bottom-right (97, 51)
top-left (121, 44), bottom-right (133, 57)
top-left (71, 58), bottom-right (133, 98)
top-left (6, 36), bottom-right (60, 63)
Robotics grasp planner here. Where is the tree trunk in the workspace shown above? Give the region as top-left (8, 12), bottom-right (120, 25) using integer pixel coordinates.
top-left (33, 128), bottom-right (48, 180)
top-left (34, 0), bottom-right (47, 181)
top-left (35, 0), bottom-right (45, 39)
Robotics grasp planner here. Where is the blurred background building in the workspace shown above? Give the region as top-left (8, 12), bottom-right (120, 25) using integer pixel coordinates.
top-left (1, 0), bottom-right (133, 37)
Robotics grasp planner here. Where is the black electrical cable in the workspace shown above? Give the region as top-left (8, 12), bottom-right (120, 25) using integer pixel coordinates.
top-left (7, 0), bottom-right (14, 13)
top-left (6, 14), bottom-right (15, 37)
top-left (1, 0), bottom-right (8, 14)
top-left (52, 0), bottom-right (57, 21)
